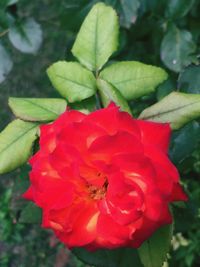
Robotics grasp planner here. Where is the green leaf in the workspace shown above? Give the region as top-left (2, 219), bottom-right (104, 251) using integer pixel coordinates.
top-left (0, 120), bottom-right (38, 174)
top-left (138, 224), bottom-right (173, 267)
top-left (73, 247), bottom-right (143, 267)
top-left (156, 79), bottom-right (175, 101)
top-left (70, 96), bottom-right (96, 114)
top-left (178, 65), bottom-right (200, 94)
top-left (19, 202), bottom-right (42, 224)
top-left (9, 97), bottom-right (67, 121)
top-left (8, 18), bottom-right (43, 54)
top-left (100, 61), bottom-right (168, 100)
top-left (141, 0), bottom-right (167, 12)
top-left (7, 0), bottom-right (18, 5)
top-left (0, 10), bottom-right (9, 29)
top-left (0, 43), bottom-right (13, 83)
top-left (47, 61), bottom-right (97, 103)
top-left (139, 92), bottom-right (200, 130)
top-left (119, 0), bottom-right (140, 28)
top-left (170, 121), bottom-right (200, 164)
top-left (97, 78), bottom-right (132, 114)
top-left (161, 26), bottom-right (196, 72)
top-left (0, 0), bottom-right (9, 9)
top-left (165, 0), bottom-right (196, 18)
top-left (72, 2), bottom-right (119, 71)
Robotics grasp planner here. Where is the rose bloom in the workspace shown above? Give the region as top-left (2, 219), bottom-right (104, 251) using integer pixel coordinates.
top-left (23, 103), bottom-right (187, 250)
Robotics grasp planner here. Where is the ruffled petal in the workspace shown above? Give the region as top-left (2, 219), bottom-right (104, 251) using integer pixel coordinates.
top-left (136, 120), bottom-right (171, 152)
top-left (86, 103), bottom-right (119, 135)
top-left (169, 183), bottom-right (188, 202)
top-left (55, 202), bottom-right (99, 247)
top-left (97, 213), bottom-right (130, 248)
top-left (22, 186), bottom-right (34, 200)
top-left (89, 131), bottom-right (143, 163)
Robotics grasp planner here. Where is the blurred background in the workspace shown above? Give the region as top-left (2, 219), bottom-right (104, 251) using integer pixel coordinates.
top-left (0, 0), bottom-right (200, 266)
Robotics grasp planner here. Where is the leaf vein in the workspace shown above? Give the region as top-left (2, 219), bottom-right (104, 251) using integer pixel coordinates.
top-left (56, 74), bottom-right (93, 91)
top-left (0, 123), bottom-right (38, 155)
top-left (141, 99), bottom-right (200, 119)
top-left (21, 99), bottom-right (61, 116)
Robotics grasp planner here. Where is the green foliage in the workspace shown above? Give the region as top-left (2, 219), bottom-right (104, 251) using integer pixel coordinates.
top-left (97, 78), bottom-right (132, 114)
top-left (100, 61), bottom-right (168, 100)
top-left (138, 225), bottom-right (173, 267)
top-left (47, 61), bottom-right (97, 102)
top-left (19, 202), bottom-right (42, 224)
top-left (0, 43), bottom-right (13, 83)
top-left (165, 0), bottom-right (196, 18)
top-left (9, 97), bottom-right (67, 121)
top-left (170, 121), bottom-right (200, 164)
top-left (169, 180), bottom-right (200, 267)
top-left (178, 65), bottom-right (200, 94)
top-left (0, 194), bottom-right (61, 267)
top-left (73, 247), bottom-right (143, 267)
top-left (0, 120), bottom-right (38, 174)
top-left (0, 1), bottom-right (43, 83)
top-left (8, 17), bottom-right (43, 54)
top-left (139, 92), bottom-right (200, 130)
top-left (70, 96), bottom-right (96, 114)
top-left (161, 25), bottom-right (196, 72)
top-left (72, 2), bottom-right (119, 71)
top-left (119, 0), bottom-right (140, 28)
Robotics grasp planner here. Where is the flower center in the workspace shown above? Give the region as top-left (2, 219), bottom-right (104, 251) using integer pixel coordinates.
top-left (88, 179), bottom-right (108, 200)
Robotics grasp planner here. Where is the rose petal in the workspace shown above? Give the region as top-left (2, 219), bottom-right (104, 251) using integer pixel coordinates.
top-left (89, 131), bottom-right (143, 163)
top-left (56, 202), bottom-right (99, 247)
top-left (136, 120), bottom-right (171, 152)
top-left (169, 183), bottom-right (188, 202)
top-left (97, 213), bottom-right (130, 247)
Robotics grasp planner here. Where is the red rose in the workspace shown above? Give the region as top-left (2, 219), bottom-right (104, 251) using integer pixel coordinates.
top-left (23, 103), bottom-right (187, 250)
